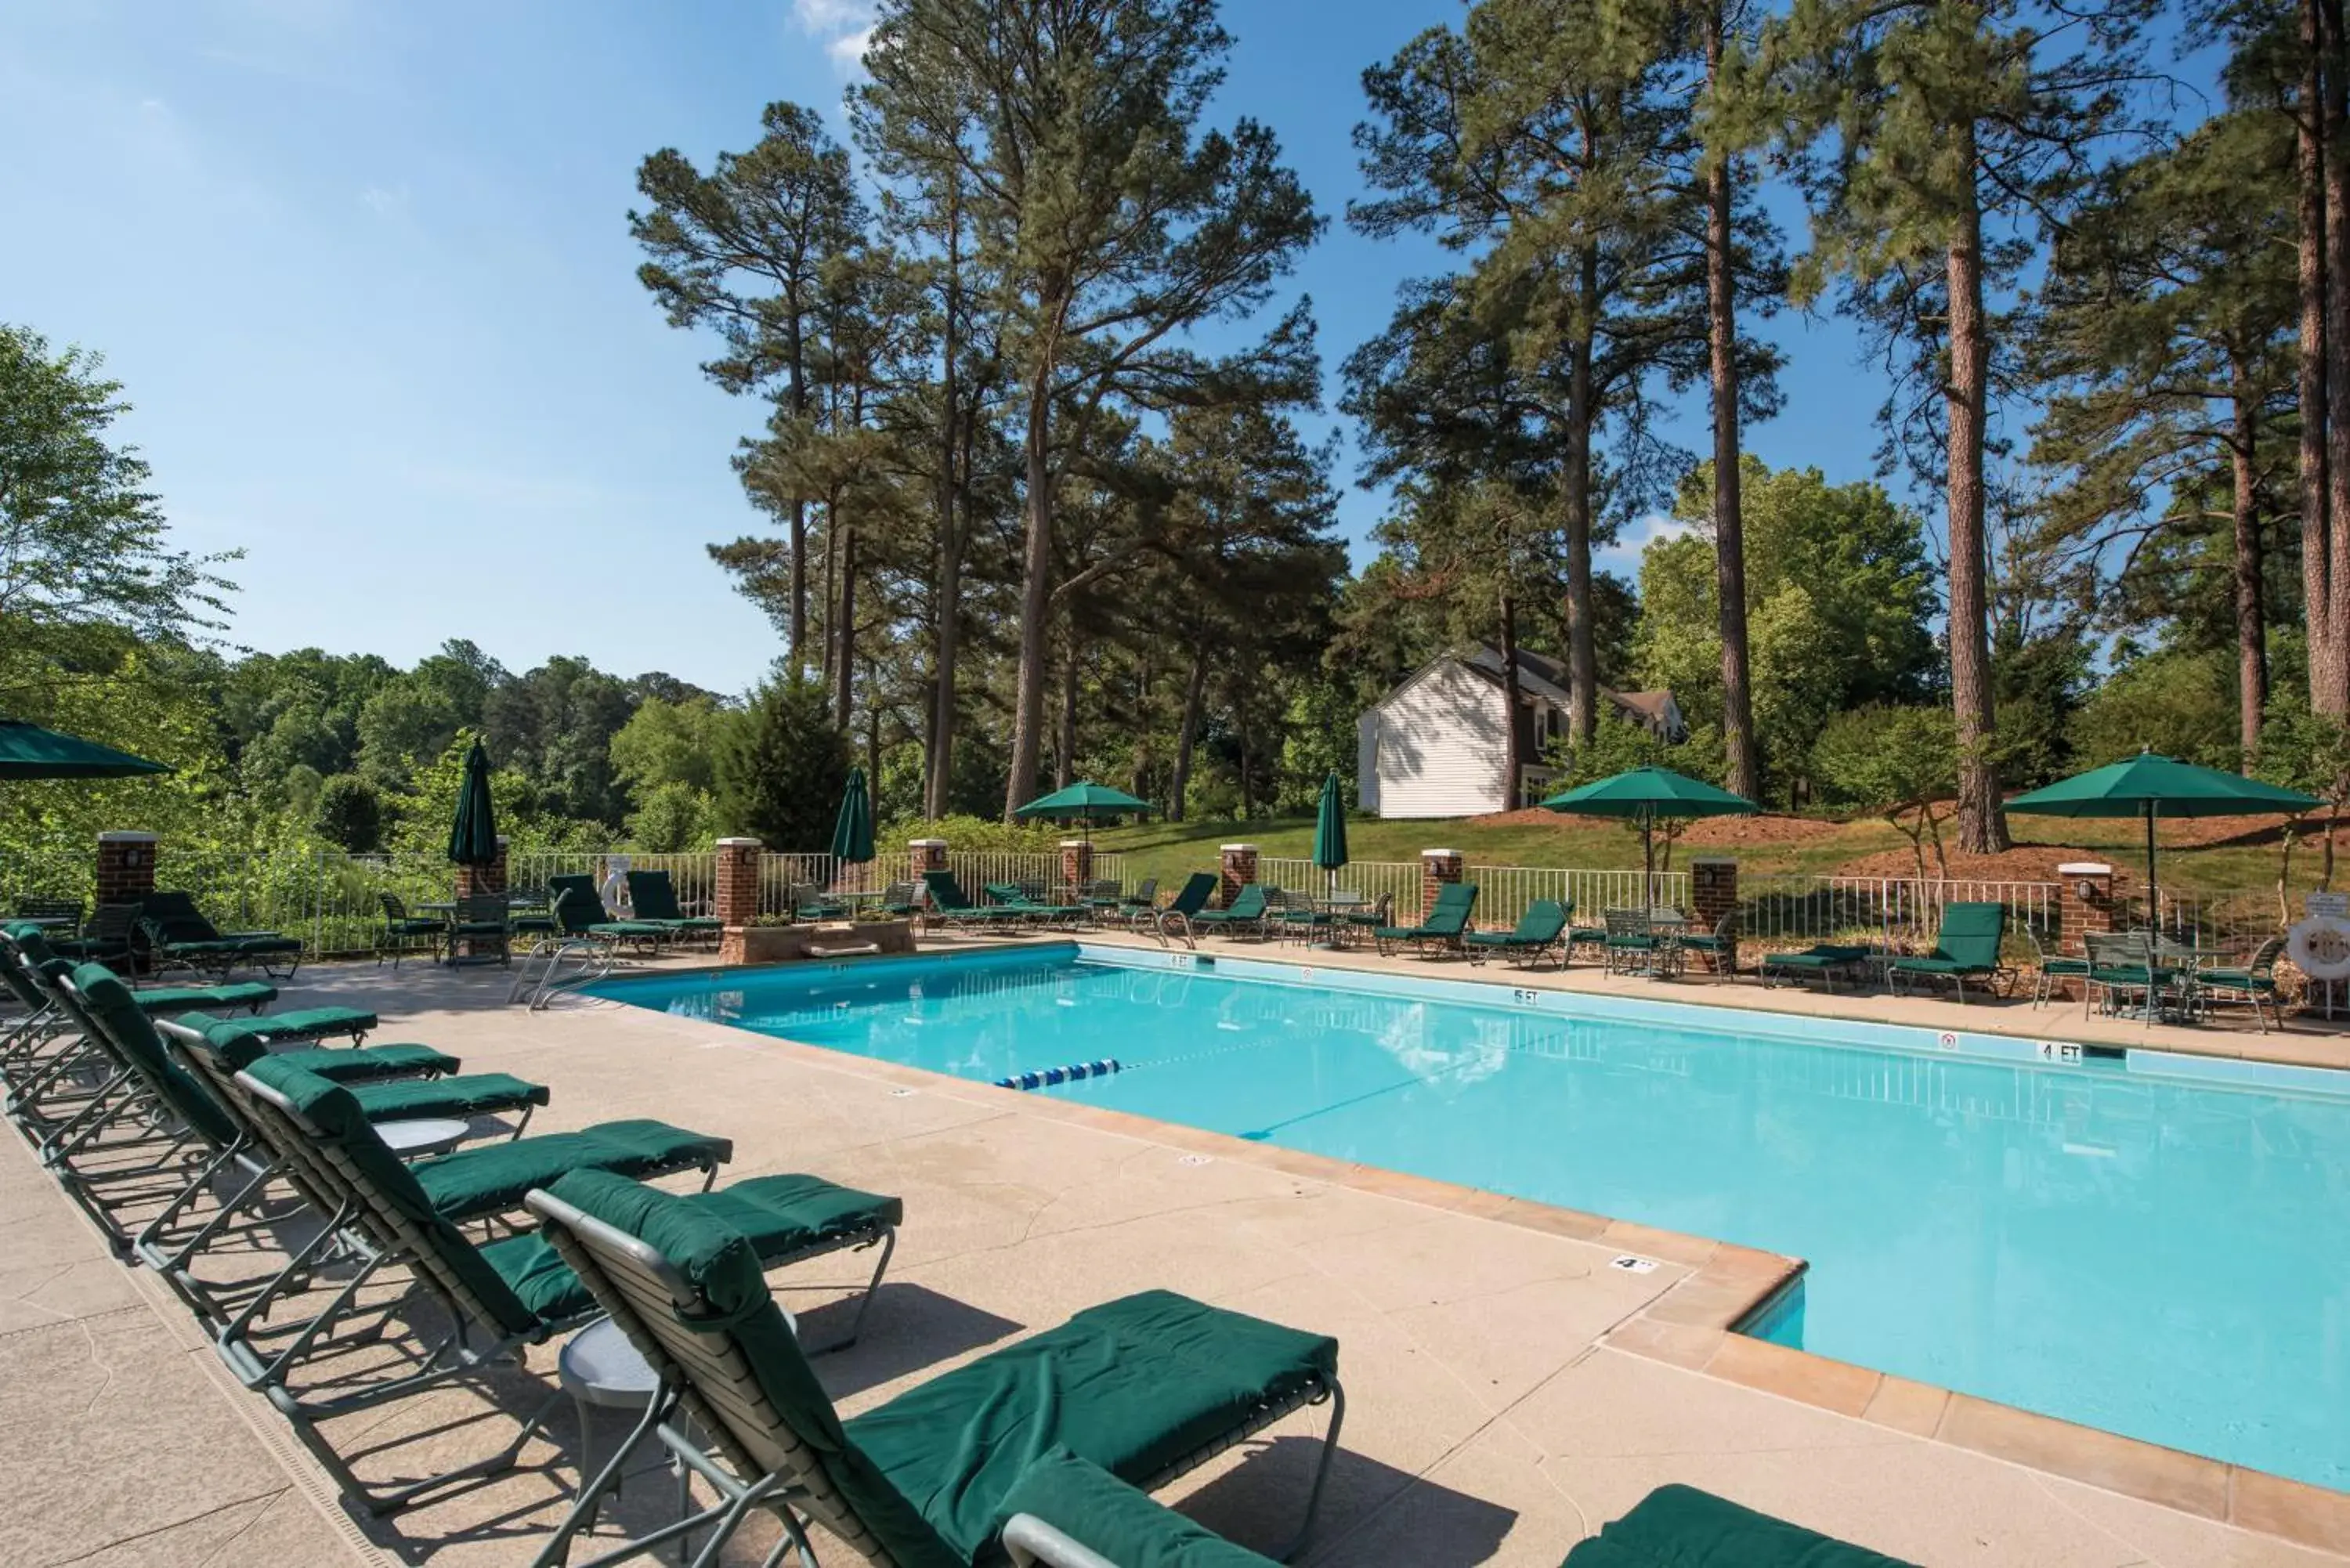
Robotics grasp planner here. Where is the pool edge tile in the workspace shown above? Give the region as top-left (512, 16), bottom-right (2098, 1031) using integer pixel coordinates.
top-left (2230, 1467), bottom-right (2350, 1555)
top-left (1937, 1393), bottom-right (2232, 1521)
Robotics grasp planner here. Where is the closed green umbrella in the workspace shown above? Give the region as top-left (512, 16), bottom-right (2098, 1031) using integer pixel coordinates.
top-left (830, 766), bottom-right (875, 878)
top-left (1541, 766), bottom-right (1758, 909)
top-left (2007, 750), bottom-right (2320, 930)
top-left (1312, 771), bottom-right (1349, 895)
top-left (1013, 779), bottom-right (1152, 850)
top-left (0, 719), bottom-right (169, 779)
top-left (446, 739), bottom-right (499, 866)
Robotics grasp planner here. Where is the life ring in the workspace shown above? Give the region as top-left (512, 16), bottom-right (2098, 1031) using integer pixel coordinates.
top-left (2287, 916), bottom-right (2350, 981)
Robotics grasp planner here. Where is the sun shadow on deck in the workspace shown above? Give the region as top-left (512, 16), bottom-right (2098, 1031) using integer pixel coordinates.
top-left (1177, 1434), bottom-right (1519, 1566)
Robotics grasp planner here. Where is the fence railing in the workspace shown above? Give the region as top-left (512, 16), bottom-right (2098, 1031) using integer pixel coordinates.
top-left (1258, 857), bottom-right (1427, 921)
top-left (1736, 875), bottom-right (2062, 948)
top-left (935, 850), bottom-right (1127, 898)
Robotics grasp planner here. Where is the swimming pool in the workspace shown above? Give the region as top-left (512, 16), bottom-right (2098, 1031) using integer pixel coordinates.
top-left (596, 944), bottom-right (2350, 1490)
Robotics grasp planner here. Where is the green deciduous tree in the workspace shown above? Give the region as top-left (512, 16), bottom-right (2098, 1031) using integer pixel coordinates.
top-left (313, 773), bottom-right (384, 854)
top-left (1811, 704), bottom-right (1958, 879)
top-left (717, 674), bottom-right (849, 851)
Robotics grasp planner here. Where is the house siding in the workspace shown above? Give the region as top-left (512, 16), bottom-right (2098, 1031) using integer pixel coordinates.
top-left (1370, 658), bottom-right (1510, 818)
top-left (1355, 710), bottom-right (1382, 813)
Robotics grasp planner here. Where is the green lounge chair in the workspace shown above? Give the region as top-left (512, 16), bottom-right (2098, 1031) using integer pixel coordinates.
top-left (547, 874), bottom-right (674, 948)
top-left (1560, 1483), bottom-right (1917, 1566)
top-left (1373, 881), bottom-right (1478, 957)
top-left (1759, 944), bottom-right (1874, 992)
top-left (1464, 900), bottom-right (1569, 969)
top-left (521, 1169), bottom-right (1344, 1567)
top-left (2193, 934), bottom-right (2284, 1032)
top-left (1188, 881), bottom-right (1271, 939)
top-left (217, 1060), bottom-right (898, 1516)
top-left (1151, 873), bottom-right (1219, 944)
top-left (922, 869), bottom-right (1032, 931)
top-left (135, 890), bottom-right (306, 980)
top-left (627, 868), bottom-right (723, 946)
top-left (1886, 901), bottom-right (2009, 1003)
top-left (985, 881), bottom-right (1085, 925)
top-left (2, 924), bottom-right (280, 1094)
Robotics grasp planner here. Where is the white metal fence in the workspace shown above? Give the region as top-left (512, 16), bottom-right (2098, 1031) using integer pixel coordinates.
top-left (1736, 875), bottom-right (2062, 947)
top-left (1258, 857), bottom-right (1426, 921)
top-left (934, 850), bottom-right (1128, 898)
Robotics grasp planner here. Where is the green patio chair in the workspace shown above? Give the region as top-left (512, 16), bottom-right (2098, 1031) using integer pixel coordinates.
top-left (1560, 1483), bottom-right (1917, 1566)
top-left (519, 1169), bottom-right (1344, 1568)
top-left (1676, 911), bottom-right (1739, 977)
top-left (1373, 881), bottom-right (1478, 958)
top-left (2083, 930), bottom-right (2179, 1025)
top-left (217, 1060), bottom-right (898, 1516)
top-left (1188, 881), bottom-right (1271, 939)
top-left (1464, 900), bottom-right (1569, 969)
top-left (877, 880), bottom-right (920, 917)
top-left (135, 890), bottom-right (306, 981)
top-left (921, 869), bottom-right (1032, 931)
top-left (2194, 934), bottom-right (2285, 1032)
top-left (374, 892), bottom-right (445, 968)
top-left (626, 869), bottom-right (723, 946)
top-left (2026, 927), bottom-right (2089, 1007)
top-left (1886, 901), bottom-right (2009, 1003)
top-left (45, 900), bottom-right (139, 967)
top-left (1758, 944), bottom-right (1874, 992)
top-left (792, 880), bottom-right (851, 921)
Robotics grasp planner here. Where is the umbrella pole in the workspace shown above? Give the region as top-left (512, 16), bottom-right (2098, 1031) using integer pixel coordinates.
top-left (1643, 810), bottom-right (1655, 912)
top-left (2145, 801), bottom-right (2158, 937)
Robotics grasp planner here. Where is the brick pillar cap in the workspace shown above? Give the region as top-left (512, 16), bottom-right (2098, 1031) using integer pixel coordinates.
top-left (1059, 839), bottom-right (1090, 849)
top-left (1420, 847), bottom-right (1459, 859)
top-left (98, 830), bottom-right (158, 844)
top-left (2056, 862), bottom-right (2113, 876)
top-left (908, 837), bottom-right (947, 848)
top-left (1220, 844), bottom-right (1256, 853)
top-left (1690, 856), bottom-right (1737, 867)
top-left (718, 836), bottom-right (763, 847)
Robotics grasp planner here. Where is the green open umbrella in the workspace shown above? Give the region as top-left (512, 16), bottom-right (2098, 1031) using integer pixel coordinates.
top-left (0, 719), bottom-right (169, 779)
top-left (830, 766), bottom-right (875, 879)
top-left (1312, 771), bottom-right (1349, 896)
top-left (2006, 750), bottom-right (2320, 929)
top-left (1541, 766), bottom-right (1758, 909)
top-left (446, 739), bottom-right (499, 866)
top-left (1013, 779), bottom-right (1152, 850)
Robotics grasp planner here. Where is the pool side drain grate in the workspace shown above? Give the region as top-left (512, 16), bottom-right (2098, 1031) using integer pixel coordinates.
top-left (994, 1058), bottom-right (1122, 1091)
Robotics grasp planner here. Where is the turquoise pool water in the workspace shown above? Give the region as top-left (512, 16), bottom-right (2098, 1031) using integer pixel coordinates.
top-left (597, 946), bottom-right (2350, 1488)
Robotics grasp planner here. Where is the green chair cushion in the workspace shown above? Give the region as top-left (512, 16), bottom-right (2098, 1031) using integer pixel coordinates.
top-left (589, 920), bottom-right (672, 938)
top-left (349, 1072), bottom-right (548, 1122)
top-left (70, 963), bottom-right (237, 1149)
top-left (996, 1447), bottom-right (1279, 1567)
top-left (408, 1120), bottom-right (732, 1219)
top-left (479, 1170), bottom-right (901, 1323)
top-left (2041, 956), bottom-right (2092, 975)
top-left (2086, 965), bottom-right (2181, 985)
top-left (449, 921), bottom-right (509, 937)
top-left (385, 919), bottom-right (445, 937)
top-left (1759, 948), bottom-right (1866, 970)
top-left (186, 1006), bottom-right (377, 1046)
top-left (846, 1288), bottom-right (1337, 1563)
top-left (240, 1042), bottom-right (459, 1082)
top-left (1889, 956), bottom-right (1990, 977)
top-left (128, 981), bottom-right (277, 1015)
top-left (1560, 1483), bottom-right (1917, 1566)
top-left (2196, 968), bottom-right (2274, 990)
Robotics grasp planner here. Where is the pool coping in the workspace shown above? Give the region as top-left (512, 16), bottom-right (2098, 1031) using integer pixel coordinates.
top-left (587, 941), bottom-right (2350, 1555)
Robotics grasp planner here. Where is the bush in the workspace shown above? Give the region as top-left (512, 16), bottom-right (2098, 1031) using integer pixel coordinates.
top-left (313, 773), bottom-right (383, 853)
top-left (717, 675), bottom-right (848, 851)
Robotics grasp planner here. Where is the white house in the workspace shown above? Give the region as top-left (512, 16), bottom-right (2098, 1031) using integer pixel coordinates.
top-left (1356, 645), bottom-right (1686, 818)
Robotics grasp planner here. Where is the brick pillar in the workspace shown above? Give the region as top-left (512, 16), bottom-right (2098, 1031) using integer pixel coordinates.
top-left (455, 837), bottom-right (508, 900)
top-left (1690, 858), bottom-right (1737, 932)
top-left (715, 838), bottom-right (763, 928)
top-left (2057, 862), bottom-right (2115, 956)
top-left (1219, 844), bottom-right (1258, 909)
top-left (909, 838), bottom-right (949, 879)
top-left (1061, 839), bottom-right (1094, 892)
top-left (1420, 848), bottom-right (1463, 923)
top-left (96, 831), bottom-right (157, 906)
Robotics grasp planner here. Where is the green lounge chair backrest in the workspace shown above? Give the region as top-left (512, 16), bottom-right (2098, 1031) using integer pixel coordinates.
top-left (67, 963), bottom-right (237, 1149)
top-left (547, 874), bottom-right (613, 935)
top-left (0, 927), bottom-right (50, 1011)
top-left (1223, 883), bottom-right (1267, 918)
top-left (240, 1056), bottom-right (540, 1336)
top-left (1421, 881), bottom-right (1478, 934)
top-left (1166, 873), bottom-right (1217, 918)
top-left (1930, 901), bottom-right (2006, 969)
top-left (922, 869), bottom-right (978, 911)
top-left (627, 869), bottom-right (685, 922)
top-left (139, 890), bottom-right (226, 945)
top-left (1563, 1483), bottom-right (1918, 1566)
top-left (1512, 901), bottom-right (1568, 943)
top-left (538, 1169), bottom-right (962, 1568)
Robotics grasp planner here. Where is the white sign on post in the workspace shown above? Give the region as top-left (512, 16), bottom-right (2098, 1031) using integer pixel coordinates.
top-left (2308, 892), bottom-right (2350, 919)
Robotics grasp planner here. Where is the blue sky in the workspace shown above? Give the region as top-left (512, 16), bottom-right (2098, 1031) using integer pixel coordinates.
top-left (2, 0), bottom-right (1900, 693)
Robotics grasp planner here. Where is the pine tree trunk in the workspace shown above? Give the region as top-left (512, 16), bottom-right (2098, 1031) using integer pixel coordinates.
top-left (2326, 0), bottom-right (2350, 714)
top-left (1705, 5), bottom-right (1759, 802)
top-left (787, 320), bottom-right (809, 676)
top-left (833, 519), bottom-right (855, 730)
top-left (2232, 373), bottom-right (2269, 767)
top-left (1563, 247), bottom-right (1600, 744)
top-left (926, 186), bottom-right (964, 820)
top-left (1946, 142), bottom-right (2009, 854)
top-left (819, 484), bottom-right (839, 698)
top-left (1499, 587), bottom-right (1526, 808)
top-left (1055, 627), bottom-right (1079, 791)
top-left (1005, 367), bottom-right (1056, 820)
top-left (2303, 0), bottom-right (2341, 711)
top-left (1170, 644), bottom-right (1208, 823)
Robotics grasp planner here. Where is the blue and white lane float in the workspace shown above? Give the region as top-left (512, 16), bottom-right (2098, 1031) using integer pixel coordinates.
top-left (994, 1058), bottom-right (1122, 1091)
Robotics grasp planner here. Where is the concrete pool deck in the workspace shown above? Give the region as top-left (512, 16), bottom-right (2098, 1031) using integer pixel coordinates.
top-left (6, 941), bottom-right (2348, 1566)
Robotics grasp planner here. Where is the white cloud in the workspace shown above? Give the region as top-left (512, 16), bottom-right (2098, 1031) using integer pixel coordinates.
top-left (1595, 511), bottom-right (1694, 573)
top-left (791, 0), bottom-right (875, 74)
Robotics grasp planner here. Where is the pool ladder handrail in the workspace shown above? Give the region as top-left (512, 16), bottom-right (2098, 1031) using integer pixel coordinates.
top-left (1152, 908), bottom-right (1197, 951)
top-left (508, 934), bottom-right (624, 1010)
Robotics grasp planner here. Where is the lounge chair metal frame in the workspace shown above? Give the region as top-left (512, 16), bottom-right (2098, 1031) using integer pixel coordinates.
top-left (522, 1187), bottom-right (1342, 1568)
top-left (136, 891), bottom-right (305, 982)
